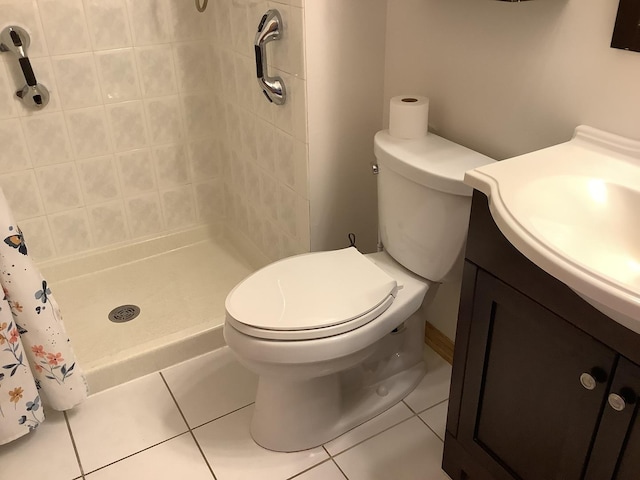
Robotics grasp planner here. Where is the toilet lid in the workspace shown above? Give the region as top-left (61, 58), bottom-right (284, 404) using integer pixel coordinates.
top-left (225, 248), bottom-right (398, 337)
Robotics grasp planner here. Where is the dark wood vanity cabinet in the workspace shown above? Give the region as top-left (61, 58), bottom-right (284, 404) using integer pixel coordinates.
top-left (443, 192), bottom-right (640, 480)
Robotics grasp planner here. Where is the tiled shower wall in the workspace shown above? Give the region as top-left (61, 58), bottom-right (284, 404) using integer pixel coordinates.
top-left (0, 0), bottom-right (309, 263)
top-left (215, 0), bottom-right (309, 262)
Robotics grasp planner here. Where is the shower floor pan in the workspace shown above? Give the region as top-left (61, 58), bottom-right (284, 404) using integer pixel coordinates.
top-left (39, 226), bottom-right (261, 393)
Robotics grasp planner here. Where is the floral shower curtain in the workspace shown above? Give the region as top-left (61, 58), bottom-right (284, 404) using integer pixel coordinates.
top-left (0, 190), bottom-right (87, 444)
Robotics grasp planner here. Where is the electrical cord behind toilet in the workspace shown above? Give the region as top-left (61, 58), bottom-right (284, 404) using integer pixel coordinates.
top-left (348, 233), bottom-right (357, 249)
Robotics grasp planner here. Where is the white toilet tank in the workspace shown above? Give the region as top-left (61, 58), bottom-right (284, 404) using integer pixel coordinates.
top-left (374, 130), bottom-right (494, 282)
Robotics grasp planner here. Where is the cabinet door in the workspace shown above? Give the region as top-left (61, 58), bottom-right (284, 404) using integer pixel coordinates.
top-left (585, 357), bottom-right (640, 480)
top-left (458, 271), bottom-right (617, 480)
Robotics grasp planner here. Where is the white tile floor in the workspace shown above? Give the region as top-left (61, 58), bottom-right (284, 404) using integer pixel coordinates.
top-left (0, 346), bottom-right (453, 480)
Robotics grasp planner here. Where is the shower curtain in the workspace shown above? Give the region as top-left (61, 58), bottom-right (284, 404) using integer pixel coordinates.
top-left (0, 190), bottom-right (87, 444)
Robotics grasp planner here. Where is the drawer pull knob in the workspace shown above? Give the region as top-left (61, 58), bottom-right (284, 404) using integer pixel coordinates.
top-left (580, 373), bottom-right (597, 390)
top-left (608, 393), bottom-right (626, 411)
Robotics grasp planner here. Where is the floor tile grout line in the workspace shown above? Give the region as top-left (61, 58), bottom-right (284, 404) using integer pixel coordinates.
top-left (63, 411), bottom-right (86, 479)
top-left (415, 397), bottom-right (449, 416)
top-left (286, 458), bottom-right (335, 480)
top-left (81, 432), bottom-right (188, 476)
top-left (325, 415), bottom-right (417, 459)
top-left (402, 398), bottom-right (419, 414)
top-left (331, 457), bottom-right (350, 480)
top-left (159, 371), bottom-right (218, 480)
top-left (192, 401), bottom-right (256, 430)
top-left (415, 412), bottom-right (445, 443)
top-left (402, 395), bottom-right (449, 416)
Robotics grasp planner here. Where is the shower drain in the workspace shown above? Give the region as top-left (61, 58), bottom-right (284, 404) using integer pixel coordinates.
top-left (108, 304), bottom-right (141, 323)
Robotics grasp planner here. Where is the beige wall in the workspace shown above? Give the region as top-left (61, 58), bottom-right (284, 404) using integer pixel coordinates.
top-left (306, 0), bottom-right (388, 253)
top-left (384, 0), bottom-right (640, 160)
top-left (384, 0), bottom-right (640, 340)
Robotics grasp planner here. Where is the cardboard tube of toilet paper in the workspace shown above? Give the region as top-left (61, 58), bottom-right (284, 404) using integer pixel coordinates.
top-left (388, 95), bottom-right (429, 139)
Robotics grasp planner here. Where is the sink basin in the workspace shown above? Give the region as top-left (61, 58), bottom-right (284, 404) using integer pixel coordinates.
top-left (465, 126), bottom-right (640, 334)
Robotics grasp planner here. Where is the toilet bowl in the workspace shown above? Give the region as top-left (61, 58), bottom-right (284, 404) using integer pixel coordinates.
top-left (223, 130), bottom-right (494, 452)
top-left (224, 248), bottom-right (433, 451)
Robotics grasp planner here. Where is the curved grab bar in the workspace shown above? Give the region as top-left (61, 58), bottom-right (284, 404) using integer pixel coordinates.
top-left (0, 26), bottom-right (49, 109)
top-left (254, 9), bottom-right (286, 105)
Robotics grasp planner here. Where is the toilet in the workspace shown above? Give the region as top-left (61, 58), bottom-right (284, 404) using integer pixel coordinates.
top-left (223, 130), bottom-right (494, 452)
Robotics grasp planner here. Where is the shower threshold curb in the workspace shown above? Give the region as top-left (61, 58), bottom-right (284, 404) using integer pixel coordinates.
top-left (84, 323), bottom-right (225, 394)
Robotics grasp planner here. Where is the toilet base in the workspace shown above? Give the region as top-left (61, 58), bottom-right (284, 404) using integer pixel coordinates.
top-left (250, 360), bottom-right (426, 452)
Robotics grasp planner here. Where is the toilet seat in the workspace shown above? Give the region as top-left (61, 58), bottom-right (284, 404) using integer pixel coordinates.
top-left (225, 248), bottom-right (399, 341)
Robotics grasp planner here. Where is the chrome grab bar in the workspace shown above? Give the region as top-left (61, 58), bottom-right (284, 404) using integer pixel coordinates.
top-left (0, 26), bottom-right (49, 109)
top-left (254, 9), bottom-right (286, 105)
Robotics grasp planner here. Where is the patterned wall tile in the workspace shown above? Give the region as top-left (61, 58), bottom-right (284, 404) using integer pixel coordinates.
top-left (0, 60), bottom-right (19, 119)
top-left (124, 192), bottom-right (163, 237)
top-left (259, 171), bottom-right (278, 221)
top-left (18, 215), bottom-right (55, 262)
top-left (279, 230), bottom-right (304, 259)
top-left (35, 162), bottom-right (83, 213)
top-left (228, 151), bottom-right (246, 191)
top-left (218, 49), bottom-right (237, 102)
top-left (166, 0), bottom-right (209, 42)
top-left (0, 0), bottom-right (308, 262)
top-left (230, 0), bottom-right (250, 56)
top-left (243, 161), bottom-right (261, 206)
top-left (274, 129), bottom-right (295, 189)
top-left (232, 55), bottom-right (250, 112)
top-left (194, 178), bottom-right (224, 222)
top-left (1, 0), bottom-right (49, 58)
top-left (172, 42), bottom-right (213, 93)
top-left (38, 0), bottom-right (91, 55)
top-left (261, 217), bottom-right (281, 261)
top-left (95, 49), bottom-right (141, 103)
top-left (65, 106), bottom-right (112, 158)
top-left (116, 149), bottom-right (156, 194)
top-left (160, 185), bottom-right (195, 230)
top-left (153, 144), bottom-right (189, 188)
top-left (86, 200), bottom-right (129, 247)
top-left (224, 103), bottom-right (242, 151)
top-left (126, 0), bottom-right (172, 46)
top-left (254, 119), bottom-right (276, 172)
top-left (0, 170), bottom-right (45, 220)
top-left (296, 194), bottom-right (310, 249)
top-left (291, 75), bottom-right (308, 143)
top-left (209, 48), bottom-right (223, 92)
top-left (292, 139), bottom-right (308, 199)
top-left (106, 101), bottom-right (148, 152)
top-left (76, 155), bottom-right (121, 204)
top-left (212, 1), bottom-right (232, 49)
top-left (52, 54), bottom-right (102, 109)
top-left (182, 94), bottom-right (214, 140)
top-left (48, 208), bottom-right (92, 256)
top-left (246, 203), bottom-right (266, 252)
top-left (188, 137), bottom-right (220, 180)
top-left (21, 112), bottom-right (72, 166)
top-left (83, 0), bottom-right (133, 51)
top-left (0, 118), bottom-right (31, 173)
top-left (276, 183), bottom-right (297, 238)
top-left (135, 46), bottom-right (177, 98)
top-left (144, 96), bottom-right (183, 144)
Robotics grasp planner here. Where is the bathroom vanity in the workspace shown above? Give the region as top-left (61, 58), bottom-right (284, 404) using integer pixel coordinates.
top-left (443, 191), bottom-right (640, 480)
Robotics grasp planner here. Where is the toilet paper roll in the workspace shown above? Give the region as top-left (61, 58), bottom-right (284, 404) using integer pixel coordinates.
top-left (388, 95), bottom-right (429, 139)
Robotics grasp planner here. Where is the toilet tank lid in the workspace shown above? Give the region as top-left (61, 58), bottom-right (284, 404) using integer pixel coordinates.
top-left (225, 248), bottom-right (398, 331)
top-left (374, 130), bottom-right (495, 196)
